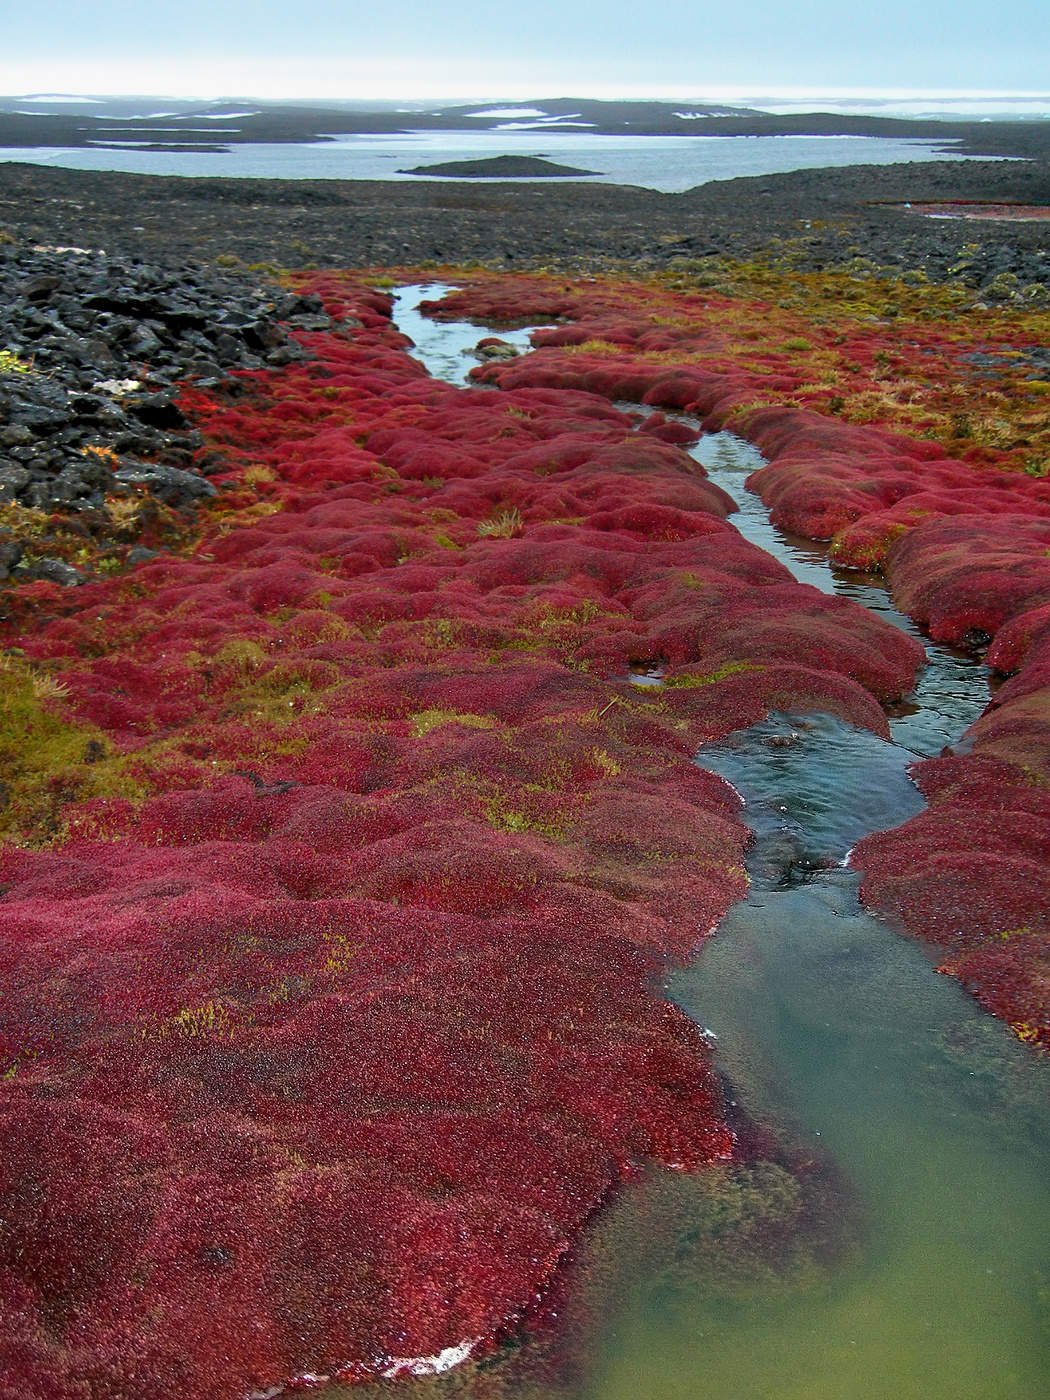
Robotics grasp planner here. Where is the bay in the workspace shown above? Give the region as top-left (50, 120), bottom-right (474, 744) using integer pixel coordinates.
top-left (0, 130), bottom-right (977, 193)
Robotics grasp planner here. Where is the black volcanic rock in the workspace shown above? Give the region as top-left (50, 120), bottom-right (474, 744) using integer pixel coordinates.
top-left (399, 155), bottom-right (601, 179)
top-left (0, 240), bottom-right (341, 578)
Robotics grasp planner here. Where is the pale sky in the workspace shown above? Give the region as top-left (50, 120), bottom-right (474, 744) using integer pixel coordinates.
top-left (2, 0), bottom-right (1047, 100)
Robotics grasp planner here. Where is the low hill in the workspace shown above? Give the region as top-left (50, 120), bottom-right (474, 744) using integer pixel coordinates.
top-left (399, 154), bottom-right (601, 179)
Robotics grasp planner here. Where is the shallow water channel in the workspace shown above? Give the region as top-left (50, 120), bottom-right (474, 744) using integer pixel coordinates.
top-left (388, 286), bottom-right (1050, 1398)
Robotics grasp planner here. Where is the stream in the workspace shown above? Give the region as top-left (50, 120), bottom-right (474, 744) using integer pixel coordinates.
top-left (389, 284), bottom-right (1050, 1398)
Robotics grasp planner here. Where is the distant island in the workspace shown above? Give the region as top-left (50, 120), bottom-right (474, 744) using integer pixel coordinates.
top-left (398, 155), bottom-right (602, 179)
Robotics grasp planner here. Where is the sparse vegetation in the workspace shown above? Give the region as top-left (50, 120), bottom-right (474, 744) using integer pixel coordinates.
top-left (477, 506), bottom-right (524, 538)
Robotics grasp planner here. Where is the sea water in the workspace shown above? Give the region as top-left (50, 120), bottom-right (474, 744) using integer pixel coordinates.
top-left (0, 131), bottom-right (978, 193)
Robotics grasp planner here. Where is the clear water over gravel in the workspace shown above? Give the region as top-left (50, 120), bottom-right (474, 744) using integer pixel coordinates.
top-left (392, 283), bottom-right (545, 383)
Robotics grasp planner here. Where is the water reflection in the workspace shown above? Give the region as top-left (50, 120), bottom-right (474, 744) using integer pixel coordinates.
top-left (392, 283), bottom-right (546, 385)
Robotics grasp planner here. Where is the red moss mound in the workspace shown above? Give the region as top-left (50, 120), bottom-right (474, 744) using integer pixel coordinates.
top-left (852, 755), bottom-right (1050, 1047)
top-left (885, 516), bottom-right (1050, 648)
top-left (988, 603), bottom-right (1050, 676)
top-left (734, 408), bottom-right (1050, 555)
top-left (832, 486), bottom-right (1050, 571)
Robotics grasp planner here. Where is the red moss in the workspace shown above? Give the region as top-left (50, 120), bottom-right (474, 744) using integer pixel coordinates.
top-left (852, 755), bottom-right (1050, 1047)
top-left (885, 516), bottom-right (1050, 647)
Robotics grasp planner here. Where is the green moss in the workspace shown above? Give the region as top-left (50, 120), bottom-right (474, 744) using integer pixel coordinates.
top-left (590, 747), bottom-right (622, 777)
top-left (204, 638), bottom-right (269, 677)
top-left (565, 338), bottom-right (625, 355)
top-left (0, 658), bottom-right (147, 843)
top-left (437, 765), bottom-right (568, 841)
top-left (997, 925), bottom-right (1032, 942)
top-left (1, 1047), bottom-right (42, 1081)
top-left (483, 794), bottom-right (565, 841)
top-left (678, 571), bottom-right (708, 591)
top-left (534, 600), bottom-right (602, 632)
top-left (0, 502), bottom-right (52, 541)
top-left (410, 709), bottom-right (497, 737)
top-left (258, 659), bottom-right (343, 692)
top-left (421, 617), bottom-right (460, 649)
top-left (0, 349), bottom-right (32, 375)
top-left (665, 661), bottom-right (762, 689)
top-left (225, 662), bottom-right (340, 725)
top-left (163, 999), bottom-right (239, 1039)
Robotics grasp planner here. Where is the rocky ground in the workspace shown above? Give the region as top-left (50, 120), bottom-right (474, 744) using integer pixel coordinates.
top-left (0, 242), bottom-right (343, 584)
top-left (0, 153), bottom-right (1047, 275)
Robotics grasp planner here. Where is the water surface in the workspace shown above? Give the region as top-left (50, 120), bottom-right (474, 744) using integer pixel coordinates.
top-left (392, 283), bottom-right (545, 384)
top-left (626, 714), bottom-right (1050, 1400)
top-left (0, 133), bottom-right (977, 193)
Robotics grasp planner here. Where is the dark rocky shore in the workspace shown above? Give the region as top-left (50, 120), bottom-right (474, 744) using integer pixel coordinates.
top-left (1, 150), bottom-right (1046, 277)
top-left (0, 240), bottom-right (340, 583)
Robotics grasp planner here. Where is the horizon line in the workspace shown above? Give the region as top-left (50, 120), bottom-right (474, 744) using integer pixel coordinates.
top-left (5, 86), bottom-right (1050, 105)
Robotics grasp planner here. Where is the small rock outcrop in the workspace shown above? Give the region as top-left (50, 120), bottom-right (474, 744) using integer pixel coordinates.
top-left (399, 154), bottom-right (601, 179)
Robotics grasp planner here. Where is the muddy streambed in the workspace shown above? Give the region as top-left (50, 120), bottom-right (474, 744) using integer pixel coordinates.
top-left (383, 285), bottom-right (1050, 1398)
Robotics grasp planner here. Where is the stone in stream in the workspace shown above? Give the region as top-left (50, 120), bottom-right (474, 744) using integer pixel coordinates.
top-left (471, 336), bottom-right (521, 361)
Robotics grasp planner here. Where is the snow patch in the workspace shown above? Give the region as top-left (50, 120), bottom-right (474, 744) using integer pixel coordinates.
top-left (93, 378), bottom-right (142, 396)
top-left (466, 107), bottom-right (548, 119)
top-left (496, 119), bottom-right (596, 130)
top-left (15, 94), bottom-right (102, 104)
top-left (32, 244), bottom-right (100, 255)
top-left (381, 1339), bottom-right (481, 1378)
